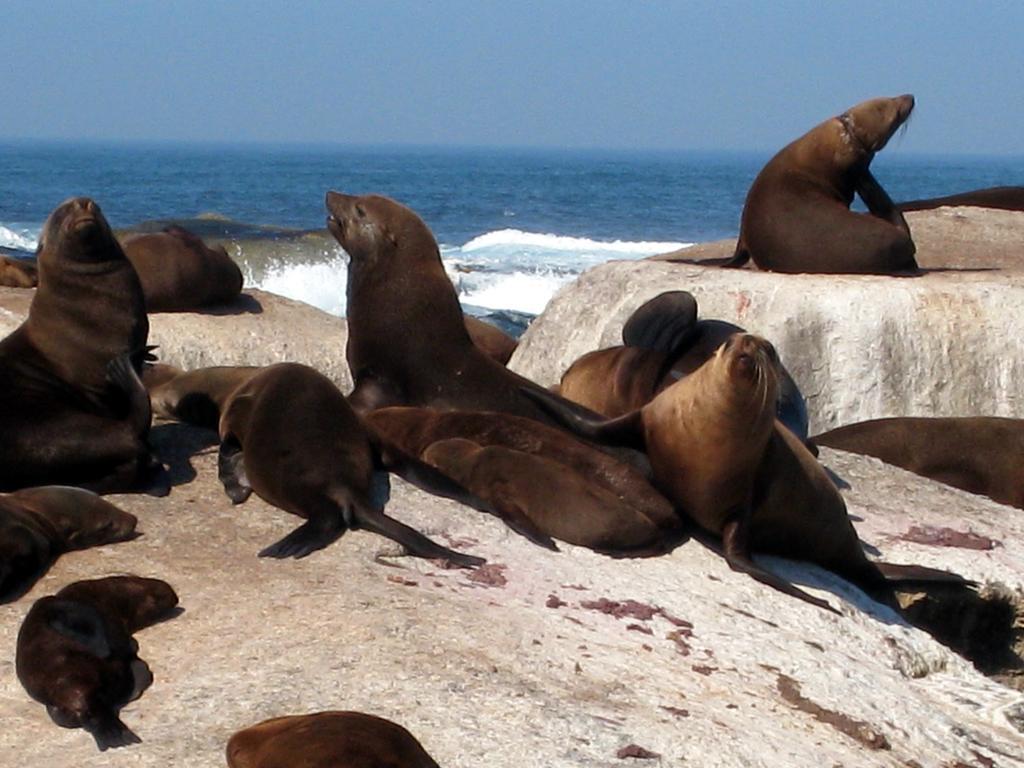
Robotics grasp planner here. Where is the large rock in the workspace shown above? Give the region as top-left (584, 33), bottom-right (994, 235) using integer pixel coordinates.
top-left (510, 208), bottom-right (1024, 433)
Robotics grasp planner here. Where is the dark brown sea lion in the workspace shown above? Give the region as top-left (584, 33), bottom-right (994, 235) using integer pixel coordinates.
top-left (121, 225), bottom-right (243, 312)
top-left (217, 362), bottom-right (484, 565)
top-left (728, 95), bottom-right (918, 274)
top-left (899, 186), bottom-right (1024, 212)
top-left (0, 197), bottom-right (166, 494)
top-left (813, 416), bottom-right (1024, 509)
top-left (0, 487), bottom-right (138, 602)
top-left (526, 335), bottom-right (965, 612)
top-left (366, 407), bottom-right (681, 554)
top-left (0, 254), bottom-right (38, 287)
top-left (146, 363), bottom-right (260, 429)
top-left (325, 191), bottom-right (596, 426)
top-left (464, 313), bottom-right (518, 365)
top-left (226, 711), bottom-right (441, 768)
top-left (15, 575), bottom-right (179, 751)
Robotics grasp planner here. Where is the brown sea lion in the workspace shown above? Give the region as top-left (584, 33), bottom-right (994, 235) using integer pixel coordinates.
top-left (0, 254), bottom-right (38, 287)
top-left (146, 364), bottom-right (260, 429)
top-left (0, 197), bottom-right (166, 494)
top-left (464, 313), bottom-right (518, 365)
top-left (899, 186), bottom-right (1024, 212)
top-left (813, 416), bottom-right (1024, 509)
top-left (526, 334), bottom-right (965, 612)
top-left (0, 487), bottom-right (138, 602)
top-left (16, 575), bottom-right (179, 751)
top-left (727, 95), bottom-right (918, 274)
top-left (217, 363), bottom-right (484, 565)
top-left (325, 191), bottom-right (596, 426)
top-left (226, 711), bottom-right (440, 768)
top-left (121, 225), bottom-right (243, 312)
top-left (366, 407), bottom-right (681, 554)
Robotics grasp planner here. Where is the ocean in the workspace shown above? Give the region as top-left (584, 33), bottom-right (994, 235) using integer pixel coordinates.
top-left (2, 141), bottom-right (1022, 325)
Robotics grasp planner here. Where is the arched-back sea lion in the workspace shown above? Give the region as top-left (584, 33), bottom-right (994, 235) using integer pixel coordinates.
top-left (217, 363), bottom-right (484, 565)
top-left (899, 186), bottom-right (1024, 212)
top-left (121, 225), bottom-right (243, 312)
top-left (813, 416), bottom-right (1024, 509)
top-left (526, 334), bottom-right (965, 612)
top-left (0, 197), bottom-right (166, 494)
top-left (464, 313), bottom-right (518, 365)
top-left (0, 254), bottom-right (38, 287)
top-left (366, 407), bottom-right (681, 555)
top-left (325, 191), bottom-right (597, 426)
top-left (226, 711), bottom-right (441, 768)
top-left (16, 575), bottom-right (179, 751)
top-left (0, 487), bottom-right (138, 602)
top-left (727, 95), bottom-right (918, 274)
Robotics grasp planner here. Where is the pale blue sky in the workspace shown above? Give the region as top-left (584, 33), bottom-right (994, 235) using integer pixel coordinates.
top-left (5, 1), bottom-right (1023, 154)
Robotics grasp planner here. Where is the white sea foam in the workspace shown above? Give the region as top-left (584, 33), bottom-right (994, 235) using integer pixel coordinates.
top-left (460, 229), bottom-right (686, 255)
top-left (246, 256), bottom-right (350, 317)
top-left (0, 225), bottom-right (39, 251)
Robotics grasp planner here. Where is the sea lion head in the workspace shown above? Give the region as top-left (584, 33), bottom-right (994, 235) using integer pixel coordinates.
top-left (838, 94), bottom-right (914, 156)
top-left (713, 333), bottom-right (781, 410)
top-left (117, 576), bottom-right (179, 629)
top-left (36, 197), bottom-right (122, 266)
top-left (10, 487), bottom-right (138, 549)
top-left (325, 191), bottom-right (438, 267)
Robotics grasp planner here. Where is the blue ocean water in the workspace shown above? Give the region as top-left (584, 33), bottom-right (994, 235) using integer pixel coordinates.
top-left (2, 141), bottom-right (1022, 316)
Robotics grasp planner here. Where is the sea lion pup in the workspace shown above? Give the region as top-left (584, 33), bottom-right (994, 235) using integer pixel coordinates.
top-left (0, 197), bottom-right (166, 494)
top-left (325, 191), bottom-right (597, 426)
top-left (559, 291), bottom-right (809, 439)
top-left (727, 95), bottom-right (918, 274)
top-left (16, 575), bottom-right (179, 751)
top-left (366, 407), bottom-right (681, 555)
top-left (0, 487), bottom-right (138, 602)
top-left (0, 253), bottom-right (38, 287)
top-left (526, 334), bottom-right (965, 613)
top-left (464, 313), bottom-right (518, 365)
top-left (120, 225), bottom-right (244, 312)
top-left (813, 416), bottom-right (1024, 509)
top-left (227, 711), bottom-right (441, 768)
top-left (899, 186), bottom-right (1024, 212)
top-left (145, 363), bottom-right (261, 429)
top-left (218, 363), bottom-right (484, 565)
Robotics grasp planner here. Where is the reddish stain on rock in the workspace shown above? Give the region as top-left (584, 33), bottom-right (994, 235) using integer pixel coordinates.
top-left (692, 665), bottom-right (717, 676)
top-left (660, 705), bottom-right (690, 718)
top-left (467, 563), bottom-right (508, 588)
top-left (776, 674), bottom-right (890, 751)
top-left (617, 744), bottom-right (661, 760)
top-left (442, 534), bottom-right (479, 548)
top-left (581, 598), bottom-right (659, 621)
top-left (667, 629), bottom-right (692, 656)
top-left (627, 623), bottom-right (654, 635)
top-left (546, 594), bottom-right (567, 608)
top-left (386, 575), bottom-right (418, 587)
top-left (562, 583), bottom-right (589, 591)
top-left (899, 525), bottom-right (999, 551)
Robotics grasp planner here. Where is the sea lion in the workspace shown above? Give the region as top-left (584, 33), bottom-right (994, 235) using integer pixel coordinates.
top-left (899, 186), bottom-right (1024, 212)
top-left (120, 225), bottom-right (244, 312)
top-left (146, 363), bottom-right (260, 429)
top-left (727, 95), bottom-right (918, 274)
top-left (526, 334), bottom-right (964, 612)
top-left (217, 363), bottom-right (484, 565)
top-left (15, 575), bottom-right (179, 751)
top-left (813, 416), bottom-right (1024, 509)
top-left (0, 254), bottom-right (38, 287)
top-left (464, 313), bottom-right (518, 365)
top-left (325, 191), bottom-right (597, 426)
top-left (366, 407), bottom-right (681, 554)
top-left (0, 486), bottom-right (138, 602)
top-left (0, 197), bottom-right (166, 494)
top-left (226, 711), bottom-right (441, 768)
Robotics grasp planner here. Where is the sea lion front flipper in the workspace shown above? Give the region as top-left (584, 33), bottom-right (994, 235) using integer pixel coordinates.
top-left (721, 509), bottom-right (840, 615)
top-left (856, 169), bottom-right (913, 237)
top-left (105, 354), bottom-right (153, 434)
top-left (520, 386), bottom-right (647, 451)
top-left (348, 502), bottom-right (485, 569)
top-left (621, 291), bottom-right (699, 353)
top-left (217, 437), bottom-right (252, 504)
top-left (84, 712), bottom-right (143, 751)
top-left (259, 513), bottom-right (346, 559)
top-left (46, 600), bottom-right (112, 658)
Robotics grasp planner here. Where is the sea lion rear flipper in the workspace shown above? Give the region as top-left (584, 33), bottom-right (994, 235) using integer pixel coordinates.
top-left (721, 509), bottom-right (840, 615)
top-left (85, 713), bottom-right (143, 751)
top-left (217, 437), bottom-right (253, 504)
top-left (520, 386), bottom-right (647, 451)
top-left (105, 354), bottom-right (153, 434)
top-left (722, 244), bottom-right (751, 269)
top-left (46, 600), bottom-right (112, 658)
top-left (621, 291), bottom-right (699, 353)
top-left (349, 503), bottom-right (485, 569)
top-left (259, 514), bottom-right (346, 559)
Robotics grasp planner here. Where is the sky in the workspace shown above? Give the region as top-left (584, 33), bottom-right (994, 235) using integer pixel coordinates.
top-left (4, 1), bottom-right (1024, 155)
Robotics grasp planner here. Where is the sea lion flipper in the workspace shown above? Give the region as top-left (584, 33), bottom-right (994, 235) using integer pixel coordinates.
top-left (259, 514), bottom-right (346, 559)
top-left (46, 600), bottom-right (112, 658)
top-left (349, 504), bottom-right (485, 569)
top-left (722, 244), bottom-right (751, 269)
top-left (621, 291), bottom-right (699, 353)
top-left (520, 386), bottom-right (647, 451)
top-left (85, 713), bottom-right (143, 751)
top-left (105, 354), bottom-right (152, 433)
top-left (217, 437), bottom-right (253, 504)
top-left (855, 169), bottom-right (910, 232)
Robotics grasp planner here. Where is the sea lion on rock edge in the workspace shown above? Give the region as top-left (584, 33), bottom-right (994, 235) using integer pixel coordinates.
top-left (0, 197), bottom-right (166, 494)
top-left (0, 254), bottom-right (38, 287)
top-left (464, 313), bottom-right (518, 365)
top-left (727, 95), bottom-right (918, 274)
top-left (16, 575), bottom-right (179, 751)
top-left (899, 186), bottom-right (1024, 212)
top-left (226, 711), bottom-right (441, 768)
top-left (0, 487), bottom-right (138, 602)
top-left (813, 416), bottom-right (1024, 509)
top-left (121, 225), bottom-right (244, 312)
top-left (218, 363), bottom-right (484, 565)
top-left (526, 334), bottom-right (966, 612)
top-left (366, 407), bottom-right (682, 555)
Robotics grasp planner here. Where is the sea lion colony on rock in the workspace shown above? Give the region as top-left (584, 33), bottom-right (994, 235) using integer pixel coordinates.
top-left (1, 93), bottom-right (1019, 756)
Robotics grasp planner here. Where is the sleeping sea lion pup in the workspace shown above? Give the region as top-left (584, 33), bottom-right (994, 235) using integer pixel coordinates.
top-left (0, 486), bottom-right (138, 602)
top-left (728, 95), bottom-right (918, 274)
top-left (121, 225), bottom-right (244, 312)
top-left (227, 711), bottom-right (441, 768)
top-left (899, 186), bottom-right (1024, 212)
top-left (0, 197), bottom-right (165, 494)
top-left (217, 362), bottom-right (483, 566)
top-left (16, 575), bottom-right (179, 751)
